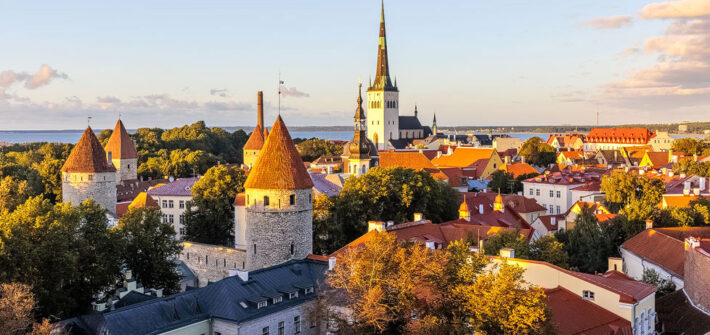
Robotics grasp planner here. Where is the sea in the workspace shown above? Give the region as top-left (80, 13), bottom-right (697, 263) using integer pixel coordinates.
top-left (0, 130), bottom-right (701, 145)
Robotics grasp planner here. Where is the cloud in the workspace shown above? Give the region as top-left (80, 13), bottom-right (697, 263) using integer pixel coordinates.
top-left (640, 0), bottom-right (710, 18)
top-left (279, 85), bottom-right (310, 98)
top-left (0, 64), bottom-right (68, 89)
top-left (618, 47), bottom-right (640, 56)
top-left (581, 15), bottom-right (632, 29)
top-left (210, 88), bottom-right (229, 97)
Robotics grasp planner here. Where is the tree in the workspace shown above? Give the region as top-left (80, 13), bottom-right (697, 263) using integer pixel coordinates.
top-left (489, 170), bottom-right (517, 194)
top-left (334, 167), bottom-right (459, 244)
top-left (671, 137), bottom-right (710, 155)
top-left (0, 176), bottom-right (34, 213)
top-left (601, 171), bottom-right (665, 217)
top-left (557, 206), bottom-right (620, 273)
top-left (312, 194), bottom-right (339, 255)
top-left (183, 165), bottom-right (246, 245)
top-left (484, 231), bottom-right (568, 268)
top-left (118, 207), bottom-right (183, 294)
top-left (0, 283), bottom-right (57, 335)
top-left (519, 137), bottom-right (556, 166)
top-left (642, 268), bottom-right (675, 298)
top-left (322, 233), bottom-right (552, 334)
top-left (296, 138), bottom-right (344, 162)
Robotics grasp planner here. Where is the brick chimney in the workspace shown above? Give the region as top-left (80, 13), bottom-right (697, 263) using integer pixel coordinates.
top-left (645, 219), bottom-right (653, 230)
top-left (368, 221), bottom-right (385, 232)
top-left (413, 213), bottom-right (424, 222)
top-left (500, 248), bottom-right (515, 258)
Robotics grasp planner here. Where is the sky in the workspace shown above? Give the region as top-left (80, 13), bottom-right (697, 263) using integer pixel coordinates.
top-left (1, 0), bottom-right (709, 130)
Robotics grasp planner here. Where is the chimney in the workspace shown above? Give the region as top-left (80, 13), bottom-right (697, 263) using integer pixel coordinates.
top-left (681, 173), bottom-right (687, 178)
top-left (685, 237), bottom-right (700, 250)
top-left (328, 256), bottom-right (336, 271)
top-left (669, 171), bottom-right (674, 177)
top-left (413, 213), bottom-right (424, 222)
top-left (236, 269), bottom-right (249, 282)
top-left (684, 181), bottom-right (691, 195)
top-left (92, 302), bottom-right (107, 312)
top-left (257, 91), bottom-right (264, 129)
top-left (550, 216), bottom-right (557, 226)
top-left (368, 221), bottom-right (385, 232)
top-left (694, 187), bottom-right (701, 196)
top-left (425, 241), bottom-right (436, 250)
top-left (700, 177), bottom-right (706, 191)
top-left (608, 257), bottom-right (623, 272)
top-left (645, 219), bottom-right (653, 230)
top-left (386, 220), bottom-right (394, 227)
top-left (478, 204), bottom-right (484, 214)
top-left (437, 151), bottom-right (442, 158)
top-left (327, 166), bottom-right (333, 174)
top-left (500, 248), bottom-right (515, 258)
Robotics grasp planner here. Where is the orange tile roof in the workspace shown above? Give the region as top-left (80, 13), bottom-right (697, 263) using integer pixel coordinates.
top-left (558, 151), bottom-right (585, 160)
top-left (501, 163), bottom-right (538, 178)
top-left (243, 116), bottom-right (314, 190)
top-left (659, 195), bottom-right (710, 209)
top-left (432, 147), bottom-right (494, 168)
top-left (233, 192), bottom-right (246, 206)
top-left (243, 124), bottom-right (265, 150)
top-left (587, 128), bottom-right (652, 144)
top-left (378, 151), bottom-right (437, 170)
top-left (622, 228), bottom-right (692, 277)
top-left (61, 127), bottom-right (117, 173)
top-left (643, 151), bottom-right (669, 167)
top-left (104, 119), bottom-right (138, 159)
top-left (128, 192), bottom-right (159, 209)
top-left (545, 286), bottom-right (631, 335)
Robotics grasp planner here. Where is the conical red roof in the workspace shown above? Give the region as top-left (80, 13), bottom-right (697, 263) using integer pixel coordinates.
top-left (244, 116), bottom-right (313, 190)
top-left (62, 127), bottom-right (117, 173)
top-left (243, 124), bottom-right (265, 151)
top-left (105, 119), bottom-right (138, 159)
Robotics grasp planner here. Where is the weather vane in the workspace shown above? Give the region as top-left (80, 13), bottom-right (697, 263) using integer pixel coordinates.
top-left (87, 116), bottom-right (92, 126)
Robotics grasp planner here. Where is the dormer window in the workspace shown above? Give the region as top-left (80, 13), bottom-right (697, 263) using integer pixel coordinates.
top-left (304, 287), bottom-right (314, 294)
top-left (257, 301), bottom-right (267, 309)
top-left (273, 296), bottom-right (282, 304)
top-left (289, 292), bottom-right (299, 299)
top-left (582, 290), bottom-right (595, 301)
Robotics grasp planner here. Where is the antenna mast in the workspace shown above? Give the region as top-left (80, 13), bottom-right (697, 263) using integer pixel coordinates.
top-left (278, 72), bottom-right (283, 116)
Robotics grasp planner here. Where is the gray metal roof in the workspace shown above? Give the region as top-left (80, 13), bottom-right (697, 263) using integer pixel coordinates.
top-left (62, 258), bottom-right (328, 335)
top-left (147, 177), bottom-right (199, 197)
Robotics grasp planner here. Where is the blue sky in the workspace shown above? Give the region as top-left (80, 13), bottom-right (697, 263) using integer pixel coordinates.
top-left (1, 0), bottom-right (709, 130)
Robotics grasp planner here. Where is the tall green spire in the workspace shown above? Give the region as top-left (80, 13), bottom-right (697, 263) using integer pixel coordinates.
top-left (371, 0), bottom-right (397, 91)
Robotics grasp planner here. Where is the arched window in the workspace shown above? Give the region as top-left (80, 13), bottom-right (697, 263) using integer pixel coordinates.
top-left (263, 196), bottom-right (270, 207)
top-left (289, 194), bottom-right (295, 205)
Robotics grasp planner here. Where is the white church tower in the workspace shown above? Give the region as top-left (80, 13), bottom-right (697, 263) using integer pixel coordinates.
top-left (367, 1), bottom-right (399, 150)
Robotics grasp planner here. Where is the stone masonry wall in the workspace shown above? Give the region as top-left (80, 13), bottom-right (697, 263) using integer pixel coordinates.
top-left (244, 149), bottom-right (260, 168)
top-left (684, 241), bottom-right (710, 313)
top-left (112, 157), bottom-right (137, 182)
top-left (62, 171), bottom-right (117, 215)
top-left (245, 188), bottom-right (313, 270)
top-left (179, 241), bottom-right (246, 287)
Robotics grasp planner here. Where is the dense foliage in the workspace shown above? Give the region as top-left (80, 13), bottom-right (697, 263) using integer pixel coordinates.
top-left (183, 165), bottom-right (246, 246)
top-left (671, 137), bottom-right (710, 156)
top-left (673, 159), bottom-right (710, 178)
top-left (0, 143), bottom-right (72, 207)
top-left (0, 283), bottom-right (54, 335)
top-left (295, 138), bottom-right (344, 162)
top-left (321, 167), bottom-right (459, 253)
top-left (488, 170), bottom-right (539, 194)
top-left (484, 231), bottom-right (569, 268)
top-left (317, 232), bottom-right (553, 334)
top-left (600, 171), bottom-right (665, 235)
top-left (0, 198), bottom-right (181, 319)
top-left (518, 137), bottom-right (556, 167)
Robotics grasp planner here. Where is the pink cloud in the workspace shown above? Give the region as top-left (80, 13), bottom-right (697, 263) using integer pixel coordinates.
top-left (640, 0), bottom-right (710, 18)
top-left (581, 15), bottom-right (632, 29)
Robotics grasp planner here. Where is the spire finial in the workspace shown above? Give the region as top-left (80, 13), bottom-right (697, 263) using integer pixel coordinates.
top-left (87, 116), bottom-right (92, 127)
top-left (381, 0), bottom-right (385, 23)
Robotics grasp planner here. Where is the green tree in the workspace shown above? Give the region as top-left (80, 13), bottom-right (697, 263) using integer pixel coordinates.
top-left (484, 231), bottom-right (568, 268)
top-left (558, 206), bottom-right (620, 273)
top-left (0, 176), bottom-right (34, 213)
top-left (601, 171), bottom-right (665, 216)
top-left (296, 138), bottom-right (344, 162)
top-left (334, 167), bottom-right (459, 243)
top-left (519, 137), bottom-right (556, 166)
top-left (183, 165), bottom-right (246, 246)
top-left (671, 137), bottom-right (709, 155)
top-left (642, 268), bottom-right (676, 298)
top-left (488, 170), bottom-right (517, 194)
top-left (118, 207), bottom-right (183, 294)
top-left (312, 194), bottom-right (339, 255)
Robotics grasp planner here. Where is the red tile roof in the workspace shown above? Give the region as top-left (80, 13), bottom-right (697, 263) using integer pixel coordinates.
top-left (378, 151), bottom-right (437, 170)
top-left (545, 286), bottom-right (632, 335)
top-left (537, 214), bottom-right (566, 231)
top-left (571, 270), bottom-right (656, 304)
top-left (61, 127), bottom-right (117, 173)
top-left (104, 119), bottom-right (138, 159)
top-left (621, 227), bottom-right (710, 278)
top-left (461, 191), bottom-right (547, 214)
top-left (643, 151), bottom-right (669, 168)
top-left (501, 163), bottom-right (538, 178)
top-left (128, 192), bottom-right (159, 209)
top-left (243, 116), bottom-right (314, 190)
top-left (587, 128), bottom-right (653, 144)
top-left (243, 124), bottom-right (265, 150)
top-left (233, 192), bottom-right (246, 206)
top-left (432, 147), bottom-right (495, 168)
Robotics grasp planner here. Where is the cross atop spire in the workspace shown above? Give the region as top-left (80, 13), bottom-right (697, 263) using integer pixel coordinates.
top-left (370, 0), bottom-right (397, 92)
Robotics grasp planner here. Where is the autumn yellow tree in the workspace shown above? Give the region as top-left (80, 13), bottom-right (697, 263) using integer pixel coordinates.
top-left (0, 283), bottom-right (58, 335)
top-left (322, 232), bottom-right (553, 334)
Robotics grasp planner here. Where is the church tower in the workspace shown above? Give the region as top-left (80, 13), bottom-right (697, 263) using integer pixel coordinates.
top-left (243, 91), bottom-right (266, 168)
top-left (367, 1), bottom-right (399, 150)
top-left (343, 83), bottom-right (379, 175)
top-left (104, 119), bottom-right (138, 183)
top-left (432, 113), bottom-right (438, 135)
top-left (242, 116), bottom-right (314, 270)
top-left (62, 127), bottom-right (117, 215)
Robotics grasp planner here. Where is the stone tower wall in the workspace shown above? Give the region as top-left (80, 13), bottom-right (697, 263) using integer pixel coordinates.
top-left (62, 171), bottom-right (117, 215)
top-left (111, 157), bottom-right (138, 182)
top-left (244, 188), bottom-right (313, 270)
top-left (243, 149), bottom-right (260, 168)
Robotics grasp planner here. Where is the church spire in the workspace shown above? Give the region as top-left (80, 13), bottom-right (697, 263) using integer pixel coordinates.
top-left (354, 82), bottom-right (365, 126)
top-left (372, 0), bottom-right (396, 91)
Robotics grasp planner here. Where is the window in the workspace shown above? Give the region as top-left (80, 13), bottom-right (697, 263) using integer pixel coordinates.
top-left (536, 189), bottom-right (540, 196)
top-left (549, 205), bottom-right (554, 213)
top-left (179, 215), bottom-right (184, 225)
top-left (88, 174), bottom-right (94, 181)
top-left (179, 228), bottom-right (184, 236)
top-left (168, 200), bottom-right (174, 208)
top-left (162, 214), bottom-right (168, 223)
top-left (647, 308), bottom-right (652, 330)
top-left (205, 255), bottom-right (208, 263)
top-left (556, 191), bottom-right (561, 198)
top-left (278, 321), bottom-right (284, 335)
top-left (529, 188), bottom-right (533, 196)
top-left (162, 200), bottom-right (168, 208)
top-left (294, 316), bottom-right (301, 333)
top-left (273, 296), bottom-right (283, 304)
top-left (168, 215), bottom-right (174, 224)
top-left (305, 287), bottom-right (314, 294)
top-left (264, 196), bottom-right (270, 207)
top-left (179, 200), bottom-right (185, 209)
top-left (254, 243), bottom-right (257, 254)
top-left (549, 190), bottom-right (554, 197)
top-left (289, 194), bottom-right (295, 205)
top-left (262, 326), bottom-right (269, 335)
top-left (556, 206), bottom-right (560, 214)
top-left (582, 290), bottom-right (595, 301)
top-left (257, 301), bottom-right (267, 309)
top-left (289, 291), bottom-right (299, 299)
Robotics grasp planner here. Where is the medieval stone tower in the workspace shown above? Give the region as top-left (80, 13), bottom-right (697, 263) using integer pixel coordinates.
top-left (241, 115), bottom-right (314, 270)
top-left (366, 1), bottom-right (399, 150)
top-left (104, 119), bottom-right (138, 183)
top-left (61, 127), bottom-right (117, 215)
top-left (243, 91), bottom-right (266, 168)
